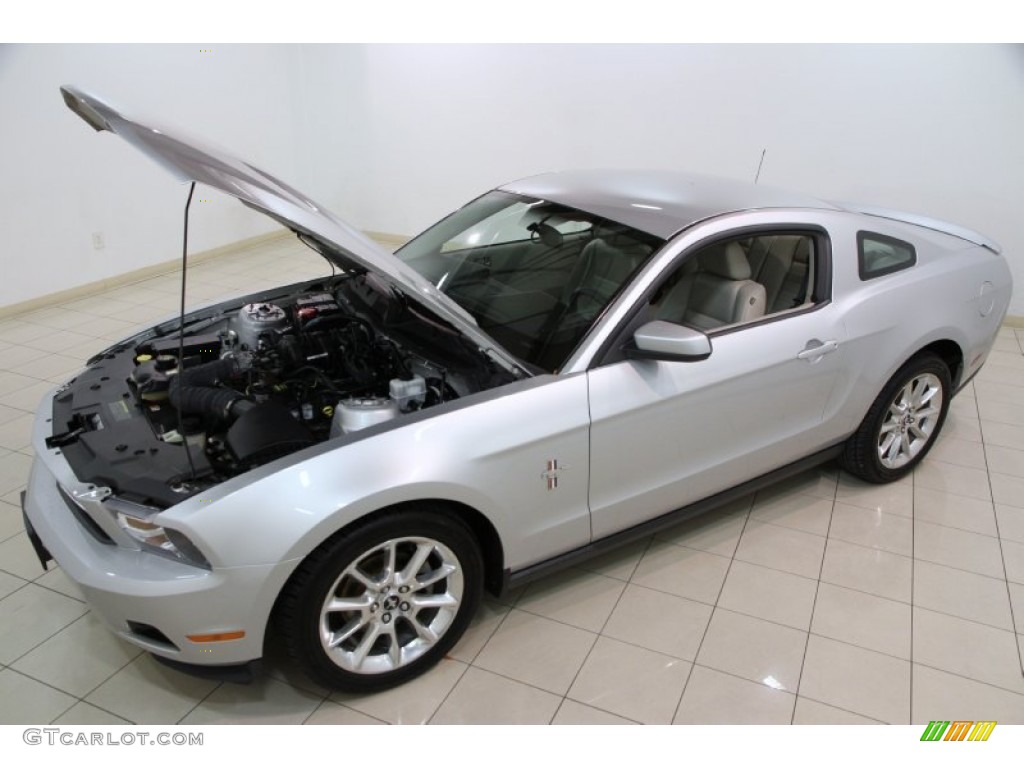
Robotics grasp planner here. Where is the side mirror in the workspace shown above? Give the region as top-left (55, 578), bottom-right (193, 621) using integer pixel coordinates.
top-left (626, 320), bottom-right (712, 362)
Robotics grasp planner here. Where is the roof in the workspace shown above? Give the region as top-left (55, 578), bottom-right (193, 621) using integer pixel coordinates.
top-left (499, 169), bottom-right (839, 239)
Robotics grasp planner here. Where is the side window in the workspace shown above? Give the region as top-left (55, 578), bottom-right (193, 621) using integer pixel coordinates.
top-left (858, 231), bottom-right (916, 280)
top-left (651, 232), bottom-right (823, 334)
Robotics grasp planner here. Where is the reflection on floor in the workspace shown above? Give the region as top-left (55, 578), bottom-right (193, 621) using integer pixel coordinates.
top-left (0, 234), bottom-right (1022, 724)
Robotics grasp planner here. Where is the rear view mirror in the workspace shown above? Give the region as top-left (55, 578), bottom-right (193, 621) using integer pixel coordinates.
top-left (627, 320), bottom-right (712, 362)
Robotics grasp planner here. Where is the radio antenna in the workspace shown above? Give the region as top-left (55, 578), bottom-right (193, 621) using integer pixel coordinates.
top-left (754, 148), bottom-right (767, 184)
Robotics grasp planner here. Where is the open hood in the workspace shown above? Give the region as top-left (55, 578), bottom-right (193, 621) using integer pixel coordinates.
top-left (60, 85), bottom-right (526, 378)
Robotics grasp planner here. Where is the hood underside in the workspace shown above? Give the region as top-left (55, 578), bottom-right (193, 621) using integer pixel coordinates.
top-left (59, 85), bottom-right (526, 378)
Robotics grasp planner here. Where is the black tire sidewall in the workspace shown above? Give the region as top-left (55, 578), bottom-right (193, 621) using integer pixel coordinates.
top-left (282, 509), bottom-right (483, 693)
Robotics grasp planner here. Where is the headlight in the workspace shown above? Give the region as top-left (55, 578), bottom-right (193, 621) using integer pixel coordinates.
top-left (108, 501), bottom-right (210, 569)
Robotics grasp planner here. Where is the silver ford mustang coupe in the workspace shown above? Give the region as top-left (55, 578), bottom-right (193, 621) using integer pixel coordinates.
top-left (21, 86), bottom-right (1012, 692)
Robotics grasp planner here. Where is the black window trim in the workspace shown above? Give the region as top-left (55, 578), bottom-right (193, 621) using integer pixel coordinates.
top-left (857, 230), bottom-right (917, 281)
top-left (588, 224), bottom-right (833, 370)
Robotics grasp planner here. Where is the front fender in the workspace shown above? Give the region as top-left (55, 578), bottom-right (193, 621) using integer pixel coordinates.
top-left (160, 372), bottom-right (593, 575)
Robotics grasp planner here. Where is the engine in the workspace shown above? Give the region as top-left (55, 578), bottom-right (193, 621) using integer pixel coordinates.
top-left (45, 276), bottom-right (517, 509)
top-left (129, 292), bottom-right (455, 478)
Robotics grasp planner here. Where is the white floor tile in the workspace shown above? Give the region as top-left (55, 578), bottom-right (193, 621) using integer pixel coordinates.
top-left (811, 582), bottom-right (911, 659)
top-left (674, 665), bottom-right (794, 724)
top-left (304, 701), bottom-right (386, 725)
top-left (927, 435), bottom-right (987, 469)
top-left (430, 667), bottom-right (560, 724)
top-left (914, 519), bottom-right (1005, 579)
top-left (835, 472), bottom-right (913, 517)
top-left (85, 655), bottom-right (219, 724)
top-left (52, 702), bottom-right (131, 725)
top-left (11, 612), bottom-right (141, 697)
top-left (914, 560), bottom-right (1015, 631)
top-left (473, 608), bottom-right (595, 695)
top-left (332, 657), bottom-right (466, 724)
top-left (179, 676), bottom-right (325, 725)
top-left (0, 501), bottom-right (25, 544)
top-left (517, 567), bottom-right (626, 631)
top-left (695, 608), bottom-right (807, 693)
top-left (820, 538), bottom-right (912, 603)
top-left (0, 668), bottom-right (76, 724)
top-left (915, 460), bottom-right (992, 501)
top-left (0, 532), bottom-right (50, 581)
top-left (717, 560), bottom-right (818, 630)
top-left (602, 583), bottom-right (712, 660)
top-left (985, 444), bottom-right (1024, 479)
top-left (798, 635), bottom-right (910, 724)
top-left (913, 488), bottom-right (998, 537)
top-left (792, 696), bottom-right (883, 724)
top-left (447, 599), bottom-right (510, 664)
top-left (912, 665), bottom-right (1024, 724)
top-left (0, 583), bottom-right (88, 665)
top-left (552, 699), bottom-right (636, 725)
top-left (734, 520), bottom-right (826, 579)
top-left (828, 502), bottom-right (913, 556)
top-left (630, 541), bottom-right (730, 606)
top-left (568, 635), bottom-right (690, 724)
top-left (0, 451), bottom-right (32, 497)
top-left (913, 607), bottom-right (1024, 695)
top-left (749, 492), bottom-right (833, 537)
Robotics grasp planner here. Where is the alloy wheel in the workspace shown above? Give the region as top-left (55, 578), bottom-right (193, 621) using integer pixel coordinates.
top-left (318, 536), bottom-right (464, 675)
top-left (876, 372), bottom-right (944, 469)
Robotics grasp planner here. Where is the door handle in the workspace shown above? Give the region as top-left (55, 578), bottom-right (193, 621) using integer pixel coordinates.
top-left (797, 340), bottom-right (838, 361)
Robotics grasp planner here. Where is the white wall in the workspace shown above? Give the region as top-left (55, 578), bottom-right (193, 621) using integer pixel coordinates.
top-left (3, 44), bottom-right (1023, 315)
top-left (296, 44), bottom-right (1024, 313)
top-left (0, 44), bottom-right (301, 306)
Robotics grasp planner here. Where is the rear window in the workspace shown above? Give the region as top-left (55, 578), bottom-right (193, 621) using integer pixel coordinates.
top-left (858, 231), bottom-right (916, 280)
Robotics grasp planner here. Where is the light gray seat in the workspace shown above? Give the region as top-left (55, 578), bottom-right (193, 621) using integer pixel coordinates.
top-left (745, 235), bottom-right (812, 312)
top-left (561, 237), bottom-right (649, 317)
top-left (772, 238), bottom-right (810, 310)
top-left (656, 242), bottom-right (766, 330)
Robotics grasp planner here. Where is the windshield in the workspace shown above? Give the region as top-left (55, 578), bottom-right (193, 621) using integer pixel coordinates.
top-left (396, 191), bottom-right (664, 372)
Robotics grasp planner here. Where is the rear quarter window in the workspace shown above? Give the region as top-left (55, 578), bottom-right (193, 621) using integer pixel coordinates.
top-left (858, 231), bottom-right (916, 280)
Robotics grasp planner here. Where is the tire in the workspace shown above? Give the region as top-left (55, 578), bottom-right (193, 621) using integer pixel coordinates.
top-left (277, 507), bottom-right (483, 693)
top-left (839, 352), bottom-right (951, 484)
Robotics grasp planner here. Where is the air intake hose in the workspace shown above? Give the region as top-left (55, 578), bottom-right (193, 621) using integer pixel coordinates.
top-left (168, 357), bottom-right (254, 420)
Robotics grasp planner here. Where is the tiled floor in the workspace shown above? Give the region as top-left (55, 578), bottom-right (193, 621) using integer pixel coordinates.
top-left (1, 234), bottom-right (1024, 724)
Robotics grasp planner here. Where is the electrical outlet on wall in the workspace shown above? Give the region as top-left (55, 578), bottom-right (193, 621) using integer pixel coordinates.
top-left (92, 232), bottom-right (105, 250)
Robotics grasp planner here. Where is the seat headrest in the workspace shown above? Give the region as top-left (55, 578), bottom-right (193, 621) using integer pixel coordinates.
top-left (700, 242), bottom-right (751, 280)
top-left (679, 257), bottom-right (699, 275)
top-left (793, 239), bottom-right (811, 264)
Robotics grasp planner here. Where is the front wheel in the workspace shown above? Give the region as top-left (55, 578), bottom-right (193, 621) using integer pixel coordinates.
top-left (839, 352), bottom-right (951, 483)
top-left (277, 508), bottom-right (483, 692)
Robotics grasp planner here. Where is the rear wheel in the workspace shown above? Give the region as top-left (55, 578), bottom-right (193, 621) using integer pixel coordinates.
top-left (278, 508), bottom-right (482, 692)
top-left (840, 353), bottom-right (951, 483)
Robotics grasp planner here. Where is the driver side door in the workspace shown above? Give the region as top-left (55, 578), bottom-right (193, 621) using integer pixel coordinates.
top-left (587, 229), bottom-right (847, 539)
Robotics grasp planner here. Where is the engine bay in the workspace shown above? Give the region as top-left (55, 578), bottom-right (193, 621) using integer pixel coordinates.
top-left (46, 276), bottom-right (518, 508)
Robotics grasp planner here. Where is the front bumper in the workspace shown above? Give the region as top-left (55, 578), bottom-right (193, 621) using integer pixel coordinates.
top-left (21, 398), bottom-right (293, 666)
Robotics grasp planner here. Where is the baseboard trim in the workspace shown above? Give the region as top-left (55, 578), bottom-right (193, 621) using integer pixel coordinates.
top-left (1002, 314), bottom-right (1024, 329)
top-left (364, 230), bottom-right (410, 250)
top-left (0, 229), bottom-right (413, 321)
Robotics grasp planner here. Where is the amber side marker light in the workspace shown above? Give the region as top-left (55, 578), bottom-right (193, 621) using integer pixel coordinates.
top-left (187, 631), bottom-right (246, 643)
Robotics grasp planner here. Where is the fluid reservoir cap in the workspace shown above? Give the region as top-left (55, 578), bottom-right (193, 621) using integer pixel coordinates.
top-left (390, 376), bottom-right (426, 410)
top-left (135, 354), bottom-right (153, 363)
top-left (332, 397), bottom-right (399, 438)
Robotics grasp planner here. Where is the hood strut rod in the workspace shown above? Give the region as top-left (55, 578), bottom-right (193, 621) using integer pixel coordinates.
top-left (177, 182), bottom-right (198, 482)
